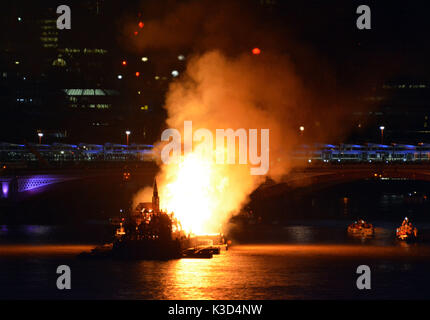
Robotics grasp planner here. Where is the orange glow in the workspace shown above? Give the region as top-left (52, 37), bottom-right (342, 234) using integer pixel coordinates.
top-left (138, 21), bottom-right (144, 28)
top-left (252, 47), bottom-right (261, 55)
top-left (134, 31), bottom-right (138, 36)
top-left (123, 172), bottom-right (131, 180)
top-left (135, 71), bottom-right (140, 77)
top-left (153, 142), bottom-right (256, 235)
top-left (159, 152), bottom-right (219, 234)
top-left (122, 60), bottom-right (127, 66)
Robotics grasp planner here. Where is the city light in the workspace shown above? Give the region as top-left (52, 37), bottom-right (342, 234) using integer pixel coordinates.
top-left (178, 54), bottom-right (185, 61)
top-left (171, 70), bottom-right (179, 77)
top-left (138, 21), bottom-right (144, 28)
top-left (380, 126), bottom-right (385, 144)
top-left (135, 71), bottom-right (140, 77)
top-left (125, 130), bottom-right (131, 145)
top-left (141, 57), bottom-right (148, 62)
top-left (117, 75), bottom-right (123, 79)
top-left (252, 47), bottom-right (261, 55)
top-left (122, 60), bottom-right (127, 66)
top-left (37, 132), bottom-right (43, 144)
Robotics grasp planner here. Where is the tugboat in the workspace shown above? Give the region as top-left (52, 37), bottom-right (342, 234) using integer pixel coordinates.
top-left (347, 219), bottom-right (375, 237)
top-left (396, 217), bottom-right (418, 241)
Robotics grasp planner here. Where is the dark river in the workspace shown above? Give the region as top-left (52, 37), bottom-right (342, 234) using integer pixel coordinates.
top-left (1, 179), bottom-right (430, 299)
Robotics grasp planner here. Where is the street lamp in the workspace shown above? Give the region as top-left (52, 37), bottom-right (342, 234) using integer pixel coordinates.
top-left (125, 130), bottom-right (131, 145)
top-left (37, 132), bottom-right (44, 144)
top-left (379, 126), bottom-right (385, 144)
top-left (299, 126), bottom-right (305, 136)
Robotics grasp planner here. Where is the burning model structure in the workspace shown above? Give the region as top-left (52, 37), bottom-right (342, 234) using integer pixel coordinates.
top-left (125, 180), bottom-right (186, 241)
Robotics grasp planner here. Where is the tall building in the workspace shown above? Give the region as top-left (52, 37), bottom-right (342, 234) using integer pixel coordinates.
top-left (0, 0), bottom-right (178, 145)
top-left (349, 78), bottom-right (430, 144)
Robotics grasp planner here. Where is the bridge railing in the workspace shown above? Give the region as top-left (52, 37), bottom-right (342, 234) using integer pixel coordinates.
top-left (2, 142), bottom-right (430, 166)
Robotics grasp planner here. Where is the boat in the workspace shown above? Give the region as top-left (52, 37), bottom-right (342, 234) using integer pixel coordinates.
top-left (78, 243), bottom-right (113, 259)
top-left (396, 217), bottom-right (418, 241)
top-left (112, 238), bottom-right (182, 260)
top-left (79, 179), bottom-right (224, 260)
top-left (182, 247), bottom-right (213, 259)
top-left (347, 219), bottom-right (374, 237)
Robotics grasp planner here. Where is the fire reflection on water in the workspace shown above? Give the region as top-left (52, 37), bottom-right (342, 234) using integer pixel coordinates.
top-left (1, 243), bottom-right (430, 299)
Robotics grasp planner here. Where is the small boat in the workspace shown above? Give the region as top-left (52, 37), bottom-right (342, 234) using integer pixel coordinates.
top-left (396, 217), bottom-right (418, 241)
top-left (78, 243), bottom-right (113, 259)
top-left (196, 246), bottom-right (221, 255)
top-left (182, 248), bottom-right (213, 259)
top-left (347, 219), bottom-right (374, 237)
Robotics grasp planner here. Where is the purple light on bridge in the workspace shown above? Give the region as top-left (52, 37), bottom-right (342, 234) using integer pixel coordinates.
top-left (18, 175), bottom-right (61, 192)
top-left (1, 181), bottom-right (9, 198)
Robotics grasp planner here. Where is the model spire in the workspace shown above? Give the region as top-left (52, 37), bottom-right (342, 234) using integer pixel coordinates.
top-left (152, 179), bottom-right (160, 212)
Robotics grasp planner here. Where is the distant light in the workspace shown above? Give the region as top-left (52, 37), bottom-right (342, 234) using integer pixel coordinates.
top-left (17, 17), bottom-right (22, 22)
top-left (141, 57), bottom-right (148, 62)
top-left (140, 105), bottom-right (149, 111)
top-left (134, 31), bottom-right (138, 36)
top-left (379, 126), bottom-right (385, 130)
top-left (252, 47), bottom-right (261, 55)
top-left (178, 54), bottom-right (185, 61)
top-left (2, 182), bottom-right (9, 198)
top-left (117, 75), bottom-right (123, 79)
top-left (137, 91), bottom-right (141, 95)
top-left (125, 131), bottom-right (131, 135)
top-left (154, 76), bottom-right (160, 80)
top-left (308, 159), bottom-right (312, 163)
top-left (60, 151), bottom-right (64, 155)
top-left (135, 71), bottom-right (140, 77)
top-left (122, 60), bottom-right (127, 66)
top-left (138, 21), bottom-right (144, 29)
top-left (299, 126), bottom-right (305, 132)
top-left (171, 70), bottom-right (179, 77)
top-left (15, 61), bottom-right (20, 65)
top-left (38, 133), bottom-right (44, 137)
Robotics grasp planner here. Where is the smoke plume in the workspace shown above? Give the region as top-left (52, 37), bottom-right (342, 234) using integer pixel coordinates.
top-left (130, 0), bottom-right (359, 233)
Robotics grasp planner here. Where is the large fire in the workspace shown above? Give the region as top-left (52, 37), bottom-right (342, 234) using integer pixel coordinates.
top-left (159, 152), bottom-right (225, 234)
top-left (155, 139), bottom-right (258, 235)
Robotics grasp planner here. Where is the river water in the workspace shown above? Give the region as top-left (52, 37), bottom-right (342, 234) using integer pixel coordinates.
top-left (1, 180), bottom-right (430, 299)
top-left (1, 223), bottom-right (430, 299)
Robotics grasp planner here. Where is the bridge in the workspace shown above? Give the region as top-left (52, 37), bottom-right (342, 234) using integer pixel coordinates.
top-left (0, 164), bottom-right (159, 200)
top-left (254, 163), bottom-right (430, 198)
top-left (2, 163), bottom-right (430, 200)
top-left (2, 141), bottom-right (430, 165)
